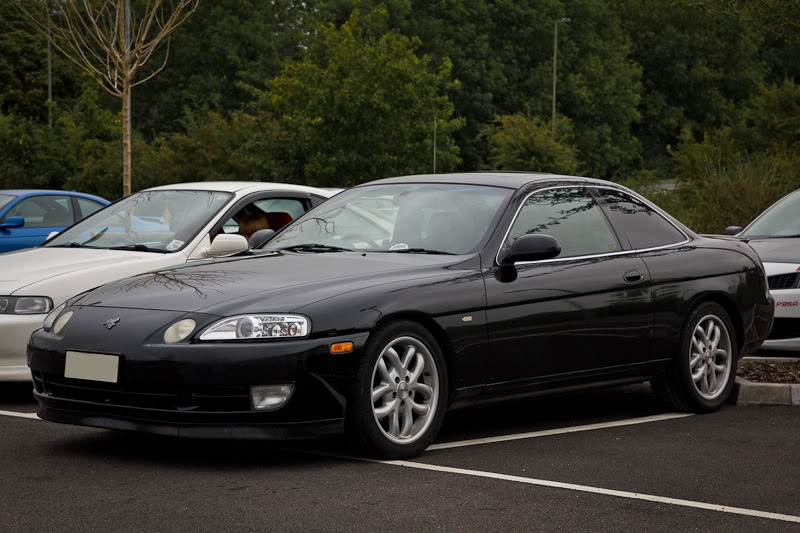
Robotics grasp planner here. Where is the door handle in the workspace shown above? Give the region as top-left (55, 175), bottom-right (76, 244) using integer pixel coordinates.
top-left (624, 270), bottom-right (643, 283)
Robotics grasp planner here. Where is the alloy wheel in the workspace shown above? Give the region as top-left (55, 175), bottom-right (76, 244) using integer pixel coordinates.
top-left (689, 314), bottom-right (732, 400)
top-left (370, 336), bottom-right (439, 445)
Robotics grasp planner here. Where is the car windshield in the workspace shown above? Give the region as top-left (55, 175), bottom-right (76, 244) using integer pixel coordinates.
top-left (264, 183), bottom-right (512, 255)
top-left (46, 190), bottom-right (232, 252)
top-left (0, 194), bottom-right (14, 210)
top-left (742, 190), bottom-right (800, 238)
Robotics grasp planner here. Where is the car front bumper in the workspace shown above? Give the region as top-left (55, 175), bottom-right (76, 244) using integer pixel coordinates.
top-left (760, 288), bottom-right (800, 352)
top-left (28, 328), bottom-right (370, 439)
top-left (0, 314), bottom-right (45, 381)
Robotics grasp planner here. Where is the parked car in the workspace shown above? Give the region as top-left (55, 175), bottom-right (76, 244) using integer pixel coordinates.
top-left (0, 182), bottom-right (336, 382)
top-left (724, 189), bottom-right (800, 352)
top-left (0, 190), bottom-right (109, 253)
top-left (29, 173), bottom-right (774, 458)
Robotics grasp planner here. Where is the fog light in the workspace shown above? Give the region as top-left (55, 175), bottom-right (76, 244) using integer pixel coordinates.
top-left (250, 384), bottom-right (295, 411)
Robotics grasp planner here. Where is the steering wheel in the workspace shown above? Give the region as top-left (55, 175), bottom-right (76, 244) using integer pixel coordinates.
top-left (340, 233), bottom-right (380, 249)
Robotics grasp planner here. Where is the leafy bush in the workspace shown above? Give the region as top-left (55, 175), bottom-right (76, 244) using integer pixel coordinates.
top-left (480, 114), bottom-right (581, 175)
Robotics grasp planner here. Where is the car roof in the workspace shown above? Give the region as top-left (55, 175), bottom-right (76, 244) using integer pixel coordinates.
top-left (361, 172), bottom-right (614, 190)
top-left (142, 181), bottom-right (335, 196)
top-left (0, 190), bottom-right (108, 201)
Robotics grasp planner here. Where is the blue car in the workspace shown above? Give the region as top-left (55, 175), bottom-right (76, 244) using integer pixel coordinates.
top-left (0, 190), bottom-right (109, 253)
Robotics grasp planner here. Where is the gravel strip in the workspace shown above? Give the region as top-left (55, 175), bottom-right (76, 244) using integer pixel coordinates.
top-left (738, 361), bottom-right (800, 384)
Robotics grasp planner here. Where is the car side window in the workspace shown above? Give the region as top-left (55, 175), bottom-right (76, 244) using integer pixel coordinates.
top-left (254, 198), bottom-right (306, 220)
top-left (77, 198), bottom-right (104, 218)
top-left (5, 195), bottom-right (74, 228)
top-left (506, 187), bottom-right (620, 259)
top-left (220, 197), bottom-right (308, 236)
top-left (595, 189), bottom-right (686, 249)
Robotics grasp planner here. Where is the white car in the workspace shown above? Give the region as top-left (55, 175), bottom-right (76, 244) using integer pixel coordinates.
top-left (725, 189), bottom-right (800, 352)
top-left (0, 181), bottom-right (337, 381)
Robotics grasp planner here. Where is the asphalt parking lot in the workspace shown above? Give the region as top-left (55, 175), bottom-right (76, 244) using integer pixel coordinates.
top-left (1, 383), bottom-right (798, 532)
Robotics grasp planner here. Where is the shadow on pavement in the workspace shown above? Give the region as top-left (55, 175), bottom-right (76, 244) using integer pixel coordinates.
top-left (42, 383), bottom-right (665, 469)
top-left (0, 381), bottom-right (36, 408)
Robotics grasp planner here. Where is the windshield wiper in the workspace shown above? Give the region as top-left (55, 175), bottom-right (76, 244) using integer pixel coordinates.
top-left (278, 243), bottom-right (353, 253)
top-left (51, 242), bottom-right (84, 248)
top-left (108, 244), bottom-right (168, 253)
top-left (386, 248), bottom-right (455, 255)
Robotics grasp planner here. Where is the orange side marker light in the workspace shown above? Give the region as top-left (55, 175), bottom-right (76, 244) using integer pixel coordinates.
top-left (330, 342), bottom-right (354, 354)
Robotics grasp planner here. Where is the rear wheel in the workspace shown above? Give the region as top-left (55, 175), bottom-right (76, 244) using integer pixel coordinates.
top-left (346, 321), bottom-right (447, 459)
top-left (651, 302), bottom-right (738, 412)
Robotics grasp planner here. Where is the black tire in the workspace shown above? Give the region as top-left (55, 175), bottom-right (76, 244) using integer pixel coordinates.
top-left (345, 320), bottom-right (448, 459)
top-left (651, 301), bottom-right (739, 413)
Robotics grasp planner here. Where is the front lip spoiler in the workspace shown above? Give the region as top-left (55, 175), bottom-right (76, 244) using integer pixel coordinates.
top-left (35, 394), bottom-right (344, 440)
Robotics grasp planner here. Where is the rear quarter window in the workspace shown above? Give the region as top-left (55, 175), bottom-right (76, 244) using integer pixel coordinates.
top-left (596, 189), bottom-right (686, 249)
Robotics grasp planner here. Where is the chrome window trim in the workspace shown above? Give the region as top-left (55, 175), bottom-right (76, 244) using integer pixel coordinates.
top-left (495, 184), bottom-right (691, 266)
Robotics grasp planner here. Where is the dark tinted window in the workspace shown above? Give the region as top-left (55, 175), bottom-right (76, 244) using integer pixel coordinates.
top-left (6, 195), bottom-right (74, 228)
top-left (597, 189), bottom-right (685, 249)
top-left (77, 198), bottom-right (104, 218)
top-left (507, 187), bottom-right (620, 259)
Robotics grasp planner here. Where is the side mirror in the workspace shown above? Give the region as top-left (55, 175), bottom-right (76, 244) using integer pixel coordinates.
top-left (206, 234), bottom-right (249, 257)
top-left (0, 216), bottom-right (24, 229)
top-left (249, 228), bottom-right (276, 249)
top-left (498, 233), bottom-right (561, 265)
top-left (724, 226), bottom-right (743, 236)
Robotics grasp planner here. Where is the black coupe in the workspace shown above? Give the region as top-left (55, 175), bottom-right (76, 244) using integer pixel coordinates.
top-left (28, 173), bottom-right (774, 458)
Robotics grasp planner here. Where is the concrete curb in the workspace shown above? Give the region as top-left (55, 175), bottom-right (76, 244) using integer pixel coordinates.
top-left (734, 377), bottom-right (800, 406)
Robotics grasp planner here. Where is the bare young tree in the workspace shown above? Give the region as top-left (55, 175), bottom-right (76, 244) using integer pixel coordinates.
top-left (16, 0), bottom-right (200, 196)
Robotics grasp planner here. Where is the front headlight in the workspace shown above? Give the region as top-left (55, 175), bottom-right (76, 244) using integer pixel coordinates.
top-left (53, 311), bottom-right (73, 334)
top-left (164, 319), bottom-right (197, 344)
top-left (0, 296), bottom-right (54, 315)
top-left (43, 303), bottom-right (66, 330)
top-left (199, 314), bottom-right (310, 341)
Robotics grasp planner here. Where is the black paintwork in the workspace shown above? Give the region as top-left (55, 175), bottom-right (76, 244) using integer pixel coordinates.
top-left (28, 173), bottom-right (775, 438)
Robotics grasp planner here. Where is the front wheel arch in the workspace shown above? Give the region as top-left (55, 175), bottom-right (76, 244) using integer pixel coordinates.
top-left (370, 311), bottom-right (457, 405)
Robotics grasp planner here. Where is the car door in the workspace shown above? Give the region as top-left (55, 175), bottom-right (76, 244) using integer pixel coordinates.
top-left (592, 186), bottom-right (692, 362)
top-left (0, 195), bottom-right (75, 252)
top-left (483, 186), bottom-right (653, 389)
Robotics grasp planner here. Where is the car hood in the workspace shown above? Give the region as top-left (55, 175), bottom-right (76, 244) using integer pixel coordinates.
top-left (747, 238), bottom-right (800, 265)
top-left (76, 251), bottom-right (466, 315)
top-left (0, 247), bottom-right (179, 300)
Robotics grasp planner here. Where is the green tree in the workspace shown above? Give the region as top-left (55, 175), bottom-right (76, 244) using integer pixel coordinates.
top-left (0, 2), bottom-right (83, 120)
top-left (133, 0), bottom-right (311, 137)
top-left (257, 9), bottom-right (463, 186)
top-left (481, 114), bottom-right (580, 174)
top-left (615, 0), bottom-right (766, 173)
top-left (315, 0), bottom-right (642, 179)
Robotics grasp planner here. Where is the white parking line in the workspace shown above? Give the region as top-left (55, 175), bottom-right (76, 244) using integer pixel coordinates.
top-left (427, 412), bottom-right (693, 450)
top-left (4, 406), bottom-right (796, 523)
top-left (374, 460), bottom-right (800, 524)
top-left (0, 409), bottom-right (39, 419)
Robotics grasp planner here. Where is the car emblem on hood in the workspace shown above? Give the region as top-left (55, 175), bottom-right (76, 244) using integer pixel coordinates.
top-left (103, 318), bottom-right (120, 330)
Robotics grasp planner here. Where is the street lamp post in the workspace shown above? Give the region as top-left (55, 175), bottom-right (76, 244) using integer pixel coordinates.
top-left (552, 17), bottom-right (571, 136)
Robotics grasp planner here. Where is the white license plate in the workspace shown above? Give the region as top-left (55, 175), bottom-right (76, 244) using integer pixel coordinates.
top-left (64, 351), bottom-right (119, 383)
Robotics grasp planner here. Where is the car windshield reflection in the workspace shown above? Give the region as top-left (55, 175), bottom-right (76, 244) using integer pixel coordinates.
top-left (46, 190), bottom-right (232, 252)
top-left (742, 190), bottom-right (800, 239)
top-left (264, 184), bottom-right (511, 255)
